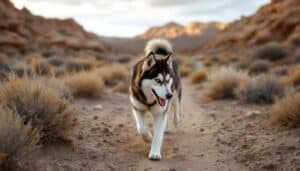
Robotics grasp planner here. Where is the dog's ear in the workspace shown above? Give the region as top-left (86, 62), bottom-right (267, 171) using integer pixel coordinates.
top-left (143, 52), bottom-right (156, 70)
top-left (165, 53), bottom-right (173, 68)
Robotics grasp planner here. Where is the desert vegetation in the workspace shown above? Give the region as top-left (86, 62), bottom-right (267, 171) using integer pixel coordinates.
top-left (271, 93), bottom-right (300, 128)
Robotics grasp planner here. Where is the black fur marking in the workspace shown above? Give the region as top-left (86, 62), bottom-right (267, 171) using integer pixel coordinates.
top-left (155, 46), bottom-right (170, 56)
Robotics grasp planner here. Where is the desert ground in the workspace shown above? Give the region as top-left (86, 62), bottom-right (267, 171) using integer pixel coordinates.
top-left (21, 73), bottom-right (300, 171)
top-left (1, 0), bottom-right (300, 170)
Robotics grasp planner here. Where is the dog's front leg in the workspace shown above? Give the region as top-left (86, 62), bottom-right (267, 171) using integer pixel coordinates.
top-left (132, 108), bottom-right (152, 142)
top-left (149, 113), bottom-right (168, 160)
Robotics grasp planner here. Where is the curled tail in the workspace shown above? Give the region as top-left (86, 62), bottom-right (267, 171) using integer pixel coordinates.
top-left (145, 38), bottom-right (173, 56)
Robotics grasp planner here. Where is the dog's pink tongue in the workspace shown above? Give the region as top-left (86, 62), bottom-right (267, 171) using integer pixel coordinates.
top-left (159, 98), bottom-right (166, 106)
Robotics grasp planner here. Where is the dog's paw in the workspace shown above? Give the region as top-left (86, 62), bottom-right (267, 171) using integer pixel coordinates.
top-left (149, 152), bottom-right (161, 161)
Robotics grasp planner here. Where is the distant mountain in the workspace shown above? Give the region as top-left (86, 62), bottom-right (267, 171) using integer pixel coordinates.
top-left (136, 21), bottom-right (227, 40)
top-left (0, 0), bottom-right (109, 54)
top-left (102, 21), bottom-right (226, 54)
top-left (201, 0), bottom-right (300, 49)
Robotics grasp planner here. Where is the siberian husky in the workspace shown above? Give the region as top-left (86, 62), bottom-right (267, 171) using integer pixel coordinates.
top-left (129, 38), bottom-right (182, 160)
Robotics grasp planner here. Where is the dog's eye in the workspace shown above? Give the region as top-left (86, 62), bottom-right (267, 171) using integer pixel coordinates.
top-left (155, 79), bottom-right (161, 84)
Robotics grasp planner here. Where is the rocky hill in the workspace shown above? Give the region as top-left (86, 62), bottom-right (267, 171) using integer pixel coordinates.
top-left (136, 21), bottom-right (227, 40)
top-left (0, 0), bottom-right (109, 55)
top-left (202, 0), bottom-right (300, 49)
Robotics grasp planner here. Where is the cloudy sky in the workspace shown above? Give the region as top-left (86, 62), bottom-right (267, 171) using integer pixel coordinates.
top-left (11, 0), bottom-right (269, 37)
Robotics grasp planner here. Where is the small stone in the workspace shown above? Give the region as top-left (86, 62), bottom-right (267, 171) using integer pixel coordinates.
top-left (245, 110), bottom-right (262, 118)
top-left (94, 105), bottom-right (103, 110)
top-left (93, 116), bottom-right (98, 120)
top-left (200, 128), bottom-right (205, 132)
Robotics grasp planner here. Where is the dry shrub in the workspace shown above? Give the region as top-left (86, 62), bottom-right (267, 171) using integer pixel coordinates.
top-left (273, 66), bottom-right (289, 76)
top-left (0, 109), bottom-right (40, 171)
top-left (237, 75), bottom-right (285, 104)
top-left (252, 42), bottom-right (289, 61)
top-left (189, 70), bottom-right (207, 84)
top-left (0, 75), bottom-right (77, 144)
top-left (74, 58), bottom-right (94, 71)
top-left (202, 58), bottom-right (212, 67)
top-left (179, 65), bottom-right (192, 77)
top-left (31, 58), bottom-right (52, 75)
top-left (98, 65), bottom-right (128, 87)
top-left (248, 60), bottom-right (271, 75)
top-left (271, 93), bottom-right (300, 128)
top-left (48, 57), bottom-right (64, 67)
top-left (65, 71), bottom-right (104, 98)
top-left (112, 82), bottom-right (128, 93)
top-left (283, 65), bottom-right (300, 86)
top-left (206, 66), bottom-right (247, 99)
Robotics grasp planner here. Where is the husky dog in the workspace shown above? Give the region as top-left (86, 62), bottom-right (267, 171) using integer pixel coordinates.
top-left (129, 38), bottom-right (182, 160)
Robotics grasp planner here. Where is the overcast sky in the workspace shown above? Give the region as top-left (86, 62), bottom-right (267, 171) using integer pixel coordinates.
top-left (11, 0), bottom-right (269, 37)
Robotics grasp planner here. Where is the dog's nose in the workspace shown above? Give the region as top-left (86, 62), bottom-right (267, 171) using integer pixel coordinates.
top-left (166, 93), bottom-right (173, 99)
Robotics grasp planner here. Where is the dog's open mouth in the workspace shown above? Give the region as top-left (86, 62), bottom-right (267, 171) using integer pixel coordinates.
top-left (152, 89), bottom-right (167, 107)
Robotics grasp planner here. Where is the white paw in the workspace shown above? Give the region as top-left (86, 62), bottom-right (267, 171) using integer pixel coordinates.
top-left (149, 152), bottom-right (162, 161)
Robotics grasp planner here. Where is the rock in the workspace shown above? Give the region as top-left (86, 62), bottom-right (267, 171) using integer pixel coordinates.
top-left (245, 110), bottom-right (262, 119)
top-left (93, 105), bottom-right (103, 110)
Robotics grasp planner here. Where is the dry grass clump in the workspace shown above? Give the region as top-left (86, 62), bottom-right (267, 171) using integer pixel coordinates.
top-left (247, 60), bottom-right (271, 75)
top-left (271, 93), bottom-right (300, 128)
top-left (252, 42), bottom-right (289, 61)
top-left (73, 58), bottom-right (95, 71)
top-left (206, 66), bottom-right (247, 99)
top-left (237, 75), bottom-right (285, 104)
top-left (98, 65), bottom-right (128, 87)
top-left (283, 65), bottom-right (300, 86)
top-left (0, 75), bottom-right (77, 144)
top-left (0, 109), bottom-right (40, 171)
top-left (179, 65), bottom-right (192, 77)
top-left (189, 70), bottom-right (207, 84)
top-left (65, 71), bottom-right (104, 98)
top-left (48, 57), bottom-right (64, 67)
top-left (31, 58), bottom-right (52, 75)
top-left (112, 82), bottom-right (128, 93)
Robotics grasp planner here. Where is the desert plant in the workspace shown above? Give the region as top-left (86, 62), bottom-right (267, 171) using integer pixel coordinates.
top-left (48, 57), bottom-right (64, 67)
top-left (64, 71), bottom-right (104, 98)
top-left (283, 65), bottom-right (300, 86)
top-left (247, 60), bottom-right (271, 75)
top-left (74, 58), bottom-right (94, 71)
top-left (206, 66), bottom-right (247, 99)
top-left (237, 74), bottom-right (285, 104)
top-left (252, 42), bottom-right (289, 61)
top-left (271, 93), bottom-right (300, 128)
top-left (112, 82), bottom-right (128, 93)
top-left (0, 108), bottom-right (40, 171)
top-left (179, 65), bottom-right (192, 77)
top-left (0, 75), bottom-right (77, 144)
top-left (31, 58), bottom-right (52, 75)
top-left (189, 70), bottom-right (207, 84)
top-left (98, 65), bottom-right (128, 86)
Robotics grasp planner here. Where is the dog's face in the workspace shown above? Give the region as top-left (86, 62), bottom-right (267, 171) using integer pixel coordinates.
top-left (141, 52), bottom-right (174, 107)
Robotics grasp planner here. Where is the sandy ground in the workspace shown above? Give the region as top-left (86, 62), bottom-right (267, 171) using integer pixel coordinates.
top-left (29, 81), bottom-right (300, 171)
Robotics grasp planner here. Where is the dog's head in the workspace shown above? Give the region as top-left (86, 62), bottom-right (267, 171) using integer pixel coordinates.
top-left (141, 52), bottom-right (174, 107)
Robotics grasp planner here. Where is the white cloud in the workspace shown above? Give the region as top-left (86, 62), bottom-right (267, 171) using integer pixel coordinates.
top-left (11, 0), bottom-right (270, 37)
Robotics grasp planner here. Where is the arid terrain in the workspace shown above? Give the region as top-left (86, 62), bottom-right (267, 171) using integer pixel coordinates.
top-left (0, 0), bottom-right (300, 170)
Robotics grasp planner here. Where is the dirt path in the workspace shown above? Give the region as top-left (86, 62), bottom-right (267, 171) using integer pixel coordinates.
top-left (31, 81), bottom-right (300, 171)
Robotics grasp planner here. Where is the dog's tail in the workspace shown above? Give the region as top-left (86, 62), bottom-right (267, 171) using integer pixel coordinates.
top-left (145, 38), bottom-right (173, 56)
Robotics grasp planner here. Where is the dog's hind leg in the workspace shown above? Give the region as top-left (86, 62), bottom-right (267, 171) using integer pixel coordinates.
top-left (149, 113), bottom-right (168, 160)
top-left (132, 108), bottom-right (152, 142)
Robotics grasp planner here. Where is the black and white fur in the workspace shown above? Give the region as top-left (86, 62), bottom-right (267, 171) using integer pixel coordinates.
top-left (129, 38), bottom-right (182, 160)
